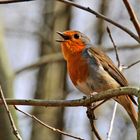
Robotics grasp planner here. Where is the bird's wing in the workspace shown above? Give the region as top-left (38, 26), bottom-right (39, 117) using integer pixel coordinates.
top-left (87, 47), bottom-right (128, 86)
top-left (84, 47), bottom-right (137, 105)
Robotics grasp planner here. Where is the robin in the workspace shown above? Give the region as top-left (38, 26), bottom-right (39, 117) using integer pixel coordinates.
top-left (57, 30), bottom-right (137, 129)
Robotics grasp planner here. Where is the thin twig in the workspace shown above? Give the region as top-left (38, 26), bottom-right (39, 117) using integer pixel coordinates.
top-left (107, 102), bottom-right (118, 140)
top-left (15, 52), bottom-right (64, 75)
top-left (57, 0), bottom-right (140, 43)
top-left (92, 99), bottom-right (108, 110)
top-left (15, 45), bottom-right (140, 75)
top-left (0, 0), bottom-right (34, 4)
top-left (87, 105), bottom-right (102, 140)
top-left (14, 106), bottom-right (84, 140)
top-left (123, 59), bottom-right (140, 70)
top-left (106, 28), bottom-right (140, 71)
top-left (92, 124), bottom-right (102, 140)
top-left (0, 87), bottom-right (139, 107)
top-left (0, 86), bottom-right (22, 140)
top-left (106, 32), bottom-right (118, 139)
top-left (123, 0), bottom-right (140, 37)
top-left (104, 44), bottom-right (140, 52)
top-left (106, 27), bottom-right (120, 67)
top-left (106, 27), bottom-right (122, 139)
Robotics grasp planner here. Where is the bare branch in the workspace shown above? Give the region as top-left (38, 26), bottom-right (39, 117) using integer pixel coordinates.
top-left (87, 105), bottom-right (102, 140)
top-left (104, 44), bottom-right (140, 52)
top-left (106, 27), bottom-right (121, 139)
top-left (123, 0), bottom-right (140, 37)
top-left (57, 0), bottom-right (140, 43)
top-left (0, 86), bottom-right (22, 140)
top-left (92, 124), bottom-right (102, 140)
top-left (15, 53), bottom-right (64, 74)
top-left (107, 27), bottom-right (120, 67)
top-left (14, 106), bottom-right (84, 140)
top-left (107, 102), bottom-right (118, 140)
top-left (15, 45), bottom-right (140, 75)
top-left (0, 0), bottom-right (34, 4)
top-left (0, 87), bottom-right (139, 107)
top-left (123, 59), bottom-right (140, 70)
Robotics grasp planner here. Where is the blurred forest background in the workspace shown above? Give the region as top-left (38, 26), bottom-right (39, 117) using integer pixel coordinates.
top-left (0, 0), bottom-right (140, 140)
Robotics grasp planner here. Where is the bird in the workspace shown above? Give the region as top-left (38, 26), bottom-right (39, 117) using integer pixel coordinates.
top-left (56, 30), bottom-right (137, 129)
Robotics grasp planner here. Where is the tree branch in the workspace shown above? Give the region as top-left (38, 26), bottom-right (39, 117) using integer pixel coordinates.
top-left (15, 52), bottom-right (64, 74)
top-left (123, 0), bottom-right (140, 37)
top-left (14, 106), bottom-right (84, 140)
top-left (0, 87), bottom-right (139, 107)
top-left (57, 0), bottom-right (140, 43)
top-left (107, 27), bottom-right (120, 67)
top-left (104, 44), bottom-right (140, 52)
top-left (0, 0), bottom-right (34, 4)
top-left (92, 124), bottom-right (102, 140)
top-left (106, 27), bottom-right (120, 139)
top-left (123, 59), bottom-right (140, 70)
top-left (107, 102), bottom-right (118, 140)
top-left (15, 44), bottom-right (140, 75)
top-left (0, 86), bottom-right (22, 140)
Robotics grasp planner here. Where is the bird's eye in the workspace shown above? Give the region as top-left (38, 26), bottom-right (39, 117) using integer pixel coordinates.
top-left (74, 34), bottom-right (80, 39)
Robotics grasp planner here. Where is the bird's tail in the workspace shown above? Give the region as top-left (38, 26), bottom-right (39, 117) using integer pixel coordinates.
top-left (115, 95), bottom-right (137, 129)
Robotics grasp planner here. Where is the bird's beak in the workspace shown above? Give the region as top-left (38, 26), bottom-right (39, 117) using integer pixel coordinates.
top-left (56, 31), bottom-right (70, 42)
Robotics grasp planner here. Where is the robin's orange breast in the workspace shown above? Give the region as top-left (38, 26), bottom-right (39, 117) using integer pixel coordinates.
top-left (67, 53), bottom-right (89, 86)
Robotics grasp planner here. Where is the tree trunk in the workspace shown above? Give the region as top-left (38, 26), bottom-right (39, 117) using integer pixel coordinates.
top-left (31, 1), bottom-right (70, 140)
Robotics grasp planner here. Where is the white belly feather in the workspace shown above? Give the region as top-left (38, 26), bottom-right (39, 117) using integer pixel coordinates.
top-left (76, 65), bottom-right (120, 95)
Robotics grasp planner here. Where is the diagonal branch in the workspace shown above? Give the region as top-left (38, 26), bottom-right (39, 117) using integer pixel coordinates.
top-left (107, 102), bottom-right (118, 140)
top-left (87, 105), bottom-right (102, 140)
top-left (123, 59), bottom-right (140, 70)
top-left (14, 106), bottom-right (84, 140)
top-left (122, 0), bottom-right (140, 37)
top-left (106, 27), bottom-right (121, 139)
top-left (57, 0), bottom-right (140, 43)
top-left (0, 87), bottom-right (139, 107)
top-left (0, 0), bottom-right (140, 43)
top-left (0, 0), bottom-right (34, 4)
top-left (0, 86), bottom-right (22, 140)
top-left (107, 27), bottom-right (120, 67)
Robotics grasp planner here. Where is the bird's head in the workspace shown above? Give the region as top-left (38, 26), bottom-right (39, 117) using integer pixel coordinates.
top-left (56, 30), bottom-right (91, 59)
